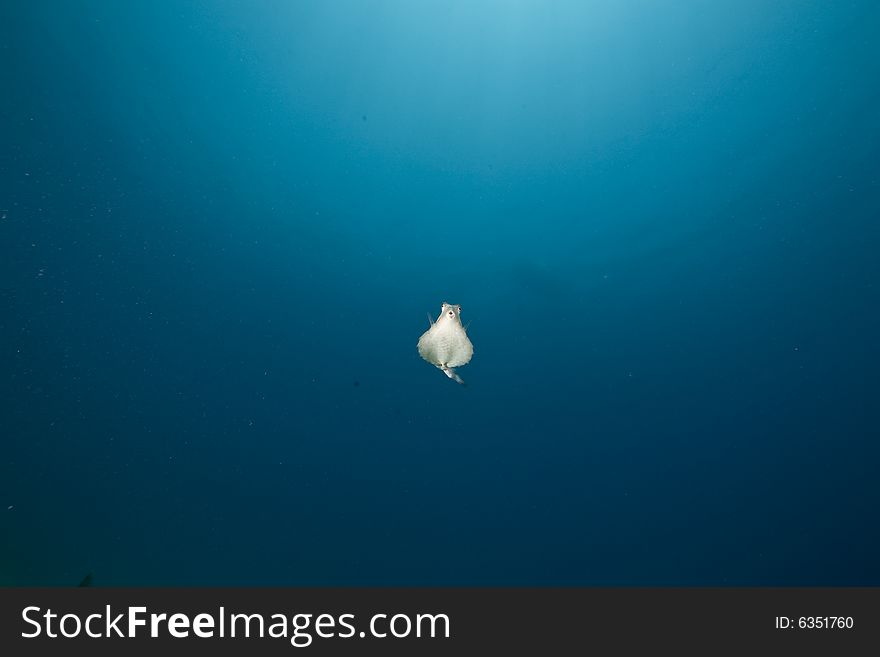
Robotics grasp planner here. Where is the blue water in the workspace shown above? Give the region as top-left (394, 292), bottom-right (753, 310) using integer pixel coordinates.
top-left (1, 1), bottom-right (878, 586)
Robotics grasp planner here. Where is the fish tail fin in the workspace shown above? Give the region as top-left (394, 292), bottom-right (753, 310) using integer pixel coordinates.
top-left (442, 367), bottom-right (466, 385)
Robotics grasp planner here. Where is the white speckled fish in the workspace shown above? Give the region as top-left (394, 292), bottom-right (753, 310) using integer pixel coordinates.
top-left (417, 302), bottom-right (474, 384)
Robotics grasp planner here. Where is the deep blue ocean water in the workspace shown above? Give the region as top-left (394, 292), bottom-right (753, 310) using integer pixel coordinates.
top-left (1, 1), bottom-right (878, 586)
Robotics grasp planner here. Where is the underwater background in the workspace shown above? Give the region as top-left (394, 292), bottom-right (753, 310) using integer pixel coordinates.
top-left (1, 1), bottom-right (878, 586)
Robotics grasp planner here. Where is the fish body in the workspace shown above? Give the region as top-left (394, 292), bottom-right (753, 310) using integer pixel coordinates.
top-left (418, 302), bottom-right (473, 384)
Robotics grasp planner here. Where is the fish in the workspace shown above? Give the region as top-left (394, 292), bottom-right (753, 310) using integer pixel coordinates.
top-left (417, 302), bottom-right (474, 385)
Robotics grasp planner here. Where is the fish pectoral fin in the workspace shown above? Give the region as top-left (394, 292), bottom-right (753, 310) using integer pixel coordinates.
top-left (427, 312), bottom-right (434, 327)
